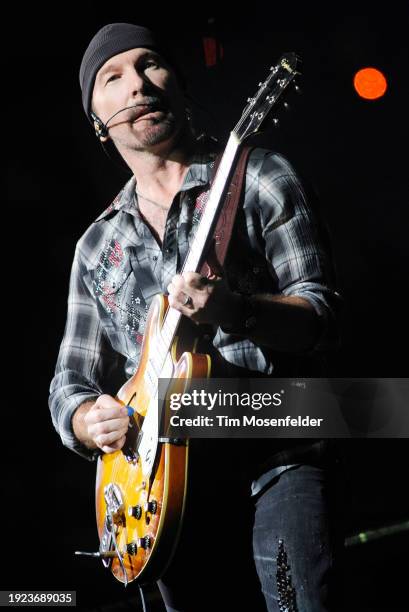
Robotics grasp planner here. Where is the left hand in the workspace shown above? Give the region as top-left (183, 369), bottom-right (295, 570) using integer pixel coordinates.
top-left (166, 272), bottom-right (239, 326)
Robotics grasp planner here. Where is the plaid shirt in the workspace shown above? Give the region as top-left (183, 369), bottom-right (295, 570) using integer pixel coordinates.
top-left (48, 146), bottom-right (342, 466)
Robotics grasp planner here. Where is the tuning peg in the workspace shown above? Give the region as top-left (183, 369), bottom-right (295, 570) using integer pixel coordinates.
top-left (294, 84), bottom-right (302, 94)
top-left (283, 102), bottom-right (290, 110)
top-left (272, 118), bottom-right (279, 126)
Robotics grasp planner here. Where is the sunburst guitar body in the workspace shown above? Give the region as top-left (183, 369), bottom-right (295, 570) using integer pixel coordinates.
top-left (95, 293), bottom-right (211, 585)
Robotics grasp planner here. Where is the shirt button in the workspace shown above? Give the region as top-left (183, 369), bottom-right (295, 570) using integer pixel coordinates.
top-left (165, 247), bottom-right (172, 254)
top-left (152, 255), bottom-right (158, 261)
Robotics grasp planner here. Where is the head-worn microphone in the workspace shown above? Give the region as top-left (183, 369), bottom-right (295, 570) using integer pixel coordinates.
top-left (90, 102), bottom-right (161, 140)
top-left (90, 111), bottom-right (109, 139)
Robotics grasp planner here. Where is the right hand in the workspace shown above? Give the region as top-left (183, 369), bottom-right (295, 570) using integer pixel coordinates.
top-left (84, 394), bottom-right (130, 453)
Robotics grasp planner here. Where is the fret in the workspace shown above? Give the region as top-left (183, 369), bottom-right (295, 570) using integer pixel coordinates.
top-left (161, 309), bottom-right (180, 345)
top-left (144, 357), bottom-right (158, 395)
top-left (161, 321), bottom-right (173, 345)
top-left (154, 339), bottom-right (167, 370)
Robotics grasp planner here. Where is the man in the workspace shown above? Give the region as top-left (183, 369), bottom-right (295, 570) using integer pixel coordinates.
top-left (49, 23), bottom-right (344, 611)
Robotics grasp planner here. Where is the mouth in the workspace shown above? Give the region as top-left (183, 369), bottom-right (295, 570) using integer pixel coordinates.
top-left (131, 104), bottom-right (165, 122)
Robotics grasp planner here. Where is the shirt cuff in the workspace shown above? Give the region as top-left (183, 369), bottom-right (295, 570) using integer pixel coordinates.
top-left (285, 290), bottom-right (340, 353)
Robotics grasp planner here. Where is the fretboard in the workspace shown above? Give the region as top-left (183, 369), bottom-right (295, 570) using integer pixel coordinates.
top-left (155, 132), bottom-right (241, 375)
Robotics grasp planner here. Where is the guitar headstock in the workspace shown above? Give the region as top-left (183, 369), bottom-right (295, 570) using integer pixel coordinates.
top-left (234, 52), bottom-right (301, 142)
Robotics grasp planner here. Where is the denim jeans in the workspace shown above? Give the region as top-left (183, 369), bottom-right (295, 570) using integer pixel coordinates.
top-left (252, 463), bottom-right (345, 611)
top-left (157, 440), bottom-right (345, 612)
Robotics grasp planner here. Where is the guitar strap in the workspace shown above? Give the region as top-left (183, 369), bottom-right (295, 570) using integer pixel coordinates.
top-left (198, 145), bottom-right (254, 279)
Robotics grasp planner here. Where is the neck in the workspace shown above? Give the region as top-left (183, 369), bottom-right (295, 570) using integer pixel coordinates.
top-left (120, 123), bottom-right (197, 201)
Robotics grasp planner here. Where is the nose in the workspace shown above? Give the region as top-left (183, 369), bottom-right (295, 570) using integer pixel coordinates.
top-left (127, 65), bottom-right (150, 98)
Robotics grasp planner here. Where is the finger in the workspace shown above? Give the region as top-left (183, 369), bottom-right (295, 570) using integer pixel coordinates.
top-left (93, 417), bottom-right (130, 436)
top-left (168, 295), bottom-right (201, 325)
top-left (183, 271), bottom-right (204, 288)
top-left (168, 292), bottom-right (194, 312)
top-left (170, 274), bottom-right (184, 290)
top-left (207, 273), bottom-right (222, 281)
top-left (168, 293), bottom-right (181, 310)
top-left (87, 404), bottom-right (128, 425)
top-left (177, 290), bottom-right (194, 306)
top-left (95, 394), bottom-right (124, 410)
top-left (95, 427), bottom-right (129, 448)
top-left (167, 279), bottom-right (187, 298)
top-left (101, 435), bottom-right (127, 454)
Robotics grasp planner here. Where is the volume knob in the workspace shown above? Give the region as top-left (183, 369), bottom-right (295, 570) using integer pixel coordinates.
top-left (139, 535), bottom-right (151, 550)
top-left (145, 500), bottom-right (158, 515)
top-left (127, 542), bottom-right (138, 556)
top-left (128, 505), bottom-right (142, 520)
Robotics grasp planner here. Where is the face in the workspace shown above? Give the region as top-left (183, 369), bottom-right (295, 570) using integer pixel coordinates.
top-left (91, 47), bottom-right (187, 151)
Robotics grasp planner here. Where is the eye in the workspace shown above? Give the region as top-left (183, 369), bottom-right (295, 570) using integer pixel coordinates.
top-left (145, 59), bottom-right (159, 69)
top-left (106, 74), bottom-right (120, 84)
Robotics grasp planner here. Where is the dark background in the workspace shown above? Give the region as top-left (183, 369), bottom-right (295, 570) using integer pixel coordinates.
top-left (6, 5), bottom-right (408, 611)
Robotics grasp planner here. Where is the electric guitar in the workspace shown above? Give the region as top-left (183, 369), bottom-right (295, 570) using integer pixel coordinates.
top-left (76, 52), bottom-right (301, 585)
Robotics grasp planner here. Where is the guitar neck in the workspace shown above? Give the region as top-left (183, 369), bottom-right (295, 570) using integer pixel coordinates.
top-left (159, 132), bottom-right (242, 358)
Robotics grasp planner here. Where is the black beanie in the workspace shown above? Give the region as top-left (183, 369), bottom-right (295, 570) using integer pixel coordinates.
top-left (79, 23), bottom-right (174, 122)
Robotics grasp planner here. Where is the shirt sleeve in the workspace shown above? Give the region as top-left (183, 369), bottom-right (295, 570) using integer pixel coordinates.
top-left (256, 151), bottom-right (343, 352)
top-left (48, 244), bottom-right (123, 461)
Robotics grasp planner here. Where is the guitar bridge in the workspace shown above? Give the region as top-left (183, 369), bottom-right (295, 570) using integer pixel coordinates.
top-left (100, 483), bottom-right (128, 585)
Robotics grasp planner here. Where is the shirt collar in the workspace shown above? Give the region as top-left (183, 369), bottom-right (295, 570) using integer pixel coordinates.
top-left (93, 149), bottom-right (218, 223)
top-left (180, 150), bottom-right (216, 190)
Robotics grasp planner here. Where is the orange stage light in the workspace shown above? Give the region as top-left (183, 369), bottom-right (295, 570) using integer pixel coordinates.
top-left (353, 67), bottom-right (387, 100)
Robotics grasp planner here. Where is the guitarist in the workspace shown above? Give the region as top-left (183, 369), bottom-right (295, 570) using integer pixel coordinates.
top-left (49, 23), bottom-right (345, 612)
